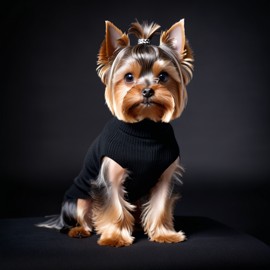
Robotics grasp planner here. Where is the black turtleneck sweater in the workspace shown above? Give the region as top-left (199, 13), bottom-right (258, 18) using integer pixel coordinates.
top-left (64, 117), bottom-right (180, 202)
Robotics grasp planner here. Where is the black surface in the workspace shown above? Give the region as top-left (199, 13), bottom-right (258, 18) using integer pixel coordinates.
top-left (0, 216), bottom-right (269, 270)
top-left (1, 0), bottom-right (270, 254)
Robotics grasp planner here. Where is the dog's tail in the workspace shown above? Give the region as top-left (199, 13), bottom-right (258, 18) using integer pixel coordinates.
top-left (36, 215), bottom-right (63, 229)
top-left (36, 200), bottom-right (77, 232)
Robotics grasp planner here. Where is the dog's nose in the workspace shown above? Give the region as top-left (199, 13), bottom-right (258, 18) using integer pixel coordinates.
top-left (142, 88), bottom-right (154, 98)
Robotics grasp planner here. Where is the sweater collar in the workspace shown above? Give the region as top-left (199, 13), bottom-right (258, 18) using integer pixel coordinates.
top-left (112, 117), bottom-right (173, 139)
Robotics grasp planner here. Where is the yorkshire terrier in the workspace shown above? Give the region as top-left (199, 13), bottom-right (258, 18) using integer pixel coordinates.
top-left (38, 19), bottom-right (194, 247)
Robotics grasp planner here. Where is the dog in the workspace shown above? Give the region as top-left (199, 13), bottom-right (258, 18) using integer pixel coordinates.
top-left (37, 19), bottom-right (194, 247)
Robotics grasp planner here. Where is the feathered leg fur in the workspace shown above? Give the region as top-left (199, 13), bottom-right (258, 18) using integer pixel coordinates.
top-left (36, 198), bottom-right (92, 238)
top-left (141, 157), bottom-right (186, 243)
top-left (37, 157), bottom-right (135, 246)
top-left (91, 157), bottom-right (136, 247)
top-left (67, 198), bottom-right (92, 238)
top-left (37, 157), bottom-right (184, 246)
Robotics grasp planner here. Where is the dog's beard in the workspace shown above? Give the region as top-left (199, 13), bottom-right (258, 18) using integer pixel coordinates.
top-left (121, 86), bottom-right (175, 123)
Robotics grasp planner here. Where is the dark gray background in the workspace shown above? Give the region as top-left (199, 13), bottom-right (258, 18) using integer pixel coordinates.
top-left (1, 1), bottom-right (269, 244)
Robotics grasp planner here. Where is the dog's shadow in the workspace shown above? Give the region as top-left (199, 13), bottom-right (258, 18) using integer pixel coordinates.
top-left (133, 215), bottom-right (234, 244)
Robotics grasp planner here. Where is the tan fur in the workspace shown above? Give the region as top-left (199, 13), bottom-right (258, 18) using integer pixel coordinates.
top-left (141, 158), bottom-right (186, 243)
top-left (97, 20), bottom-right (194, 123)
top-left (92, 157), bottom-right (136, 247)
top-left (68, 199), bottom-right (92, 238)
top-left (95, 20), bottom-right (192, 245)
top-left (68, 226), bottom-right (91, 238)
top-left (42, 20), bottom-right (194, 247)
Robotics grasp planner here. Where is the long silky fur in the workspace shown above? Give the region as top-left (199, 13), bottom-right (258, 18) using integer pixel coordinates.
top-left (141, 158), bottom-right (185, 241)
top-left (90, 157), bottom-right (111, 213)
top-left (38, 20), bottom-right (192, 246)
top-left (36, 199), bottom-right (77, 231)
top-left (91, 158), bottom-right (135, 234)
top-left (99, 21), bottom-right (194, 123)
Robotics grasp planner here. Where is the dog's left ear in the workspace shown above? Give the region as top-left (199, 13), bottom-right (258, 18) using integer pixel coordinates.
top-left (160, 19), bottom-right (186, 58)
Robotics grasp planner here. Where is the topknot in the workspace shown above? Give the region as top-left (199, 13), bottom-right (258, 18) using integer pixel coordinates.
top-left (128, 20), bottom-right (161, 41)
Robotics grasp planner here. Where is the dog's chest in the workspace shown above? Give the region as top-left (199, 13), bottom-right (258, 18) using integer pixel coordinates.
top-left (96, 118), bottom-right (180, 199)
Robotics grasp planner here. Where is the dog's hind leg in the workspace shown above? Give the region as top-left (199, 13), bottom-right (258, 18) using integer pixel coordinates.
top-left (37, 198), bottom-right (93, 238)
top-left (67, 198), bottom-right (93, 238)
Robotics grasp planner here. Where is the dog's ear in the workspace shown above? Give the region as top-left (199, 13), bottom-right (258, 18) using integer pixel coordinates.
top-left (97, 21), bottom-right (129, 83)
top-left (160, 19), bottom-right (185, 58)
top-left (98, 21), bottom-right (129, 63)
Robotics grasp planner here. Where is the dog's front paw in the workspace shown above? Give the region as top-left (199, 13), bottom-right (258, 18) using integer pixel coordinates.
top-left (98, 233), bottom-right (134, 247)
top-left (150, 230), bottom-right (186, 243)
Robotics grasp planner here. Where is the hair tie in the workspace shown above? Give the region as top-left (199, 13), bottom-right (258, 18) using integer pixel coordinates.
top-left (138, 39), bottom-right (150, 44)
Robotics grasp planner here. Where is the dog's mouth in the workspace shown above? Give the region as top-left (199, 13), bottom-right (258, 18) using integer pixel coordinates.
top-left (128, 99), bottom-right (164, 110)
top-left (142, 97), bottom-right (153, 106)
top-left (142, 99), bottom-right (165, 108)
top-left (120, 87), bottom-right (176, 122)
top-left (121, 90), bottom-right (174, 122)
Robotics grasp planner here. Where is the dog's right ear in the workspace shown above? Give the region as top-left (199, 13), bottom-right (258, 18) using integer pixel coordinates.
top-left (106, 21), bottom-right (129, 56)
top-left (97, 21), bottom-right (129, 83)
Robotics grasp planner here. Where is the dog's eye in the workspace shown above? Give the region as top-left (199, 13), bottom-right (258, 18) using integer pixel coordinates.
top-left (158, 72), bottom-right (169, 83)
top-left (124, 73), bottom-right (134, 83)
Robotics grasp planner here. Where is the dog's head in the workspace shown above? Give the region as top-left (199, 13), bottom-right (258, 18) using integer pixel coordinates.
top-left (97, 20), bottom-right (194, 123)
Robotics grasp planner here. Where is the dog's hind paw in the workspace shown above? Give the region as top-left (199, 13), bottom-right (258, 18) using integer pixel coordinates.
top-left (68, 226), bottom-right (91, 238)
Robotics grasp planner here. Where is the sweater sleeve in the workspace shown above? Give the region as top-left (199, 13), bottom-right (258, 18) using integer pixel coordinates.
top-left (64, 136), bottom-right (101, 200)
